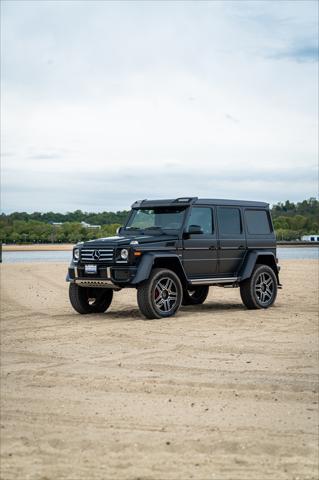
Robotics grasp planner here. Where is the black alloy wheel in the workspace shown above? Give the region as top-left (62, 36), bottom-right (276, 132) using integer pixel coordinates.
top-left (69, 284), bottom-right (113, 314)
top-left (254, 271), bottom-right (275, 306)
top-left (137, 268), bottom-right (183, 319)
top-left (240, 264), bottom-right (277, 309)
top-left (182, 286), bottom-right (209, 305)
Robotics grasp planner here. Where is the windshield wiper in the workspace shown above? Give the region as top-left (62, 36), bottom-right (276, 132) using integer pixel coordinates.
top-left (143, 226), bottom-right (166, 234)
top-left (123, 227), bottom-right (145, 234)
top-left (125, 226), bottom-right (168, 234)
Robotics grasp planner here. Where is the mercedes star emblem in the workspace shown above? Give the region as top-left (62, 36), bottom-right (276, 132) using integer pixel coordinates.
top-left (93, 250), bottom-right (101, 260)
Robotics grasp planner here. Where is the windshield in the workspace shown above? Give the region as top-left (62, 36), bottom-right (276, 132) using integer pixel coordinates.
top-left (126, 207), bottom-right (187, 232)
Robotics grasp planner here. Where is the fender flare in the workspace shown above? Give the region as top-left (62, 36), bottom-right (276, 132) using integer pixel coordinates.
top-left (239, 250), bottom-right (279, 282)
top-left (131, 252), bottom-right (188, 285)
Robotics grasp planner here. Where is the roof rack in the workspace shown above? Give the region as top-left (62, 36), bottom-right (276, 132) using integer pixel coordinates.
top-left (131, 198), bottom-right (268, 208)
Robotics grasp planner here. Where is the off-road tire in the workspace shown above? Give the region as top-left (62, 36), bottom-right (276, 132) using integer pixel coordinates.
top-left (240, 264), bottom-right (277, 309)
top-left (137, 268), bottom-right (183, 319)
top-left (182, 286), bottom-right (209, 306)
top-left (69, 284), bottom-right (113, 314)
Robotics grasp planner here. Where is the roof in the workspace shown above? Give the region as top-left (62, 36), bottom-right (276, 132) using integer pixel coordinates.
top-left (195, 198), bottom-right (268, 207)
top-left (131, 197), bottom-right (269, 208)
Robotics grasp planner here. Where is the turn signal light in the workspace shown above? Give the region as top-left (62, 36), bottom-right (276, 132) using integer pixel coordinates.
top-left (134, 251), bottom-right (142, 257)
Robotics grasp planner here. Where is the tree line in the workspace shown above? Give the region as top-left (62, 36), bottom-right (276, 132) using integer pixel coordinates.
top-left (271, 198), bottom-right (318, 241)
top-left (0, 198), bottom-right (318, 243)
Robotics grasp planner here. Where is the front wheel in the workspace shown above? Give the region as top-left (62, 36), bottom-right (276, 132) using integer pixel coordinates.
top-left (240, 264), bottom-right (277, 309)
top-left (69, 284), bottom-right (113, 314)
top-left (137, 268), bottom-right (183, 319)
top-left (182, 286), bottom-right (209, 305)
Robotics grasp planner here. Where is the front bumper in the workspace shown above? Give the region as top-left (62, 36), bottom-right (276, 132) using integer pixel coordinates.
top-left (66, 264), bottom-right (138, 289)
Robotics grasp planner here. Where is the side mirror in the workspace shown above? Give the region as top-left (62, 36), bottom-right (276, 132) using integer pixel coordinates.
top-left (187, 224), bottom-right (203, 235)
top-left (116, 226), bottom-right (123, 235)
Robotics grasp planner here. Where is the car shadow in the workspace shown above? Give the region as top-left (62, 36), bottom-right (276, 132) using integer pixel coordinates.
top-left (87, 301), bottom-right (248, 322)
top-left (181, 302), bottom-right (246, 312)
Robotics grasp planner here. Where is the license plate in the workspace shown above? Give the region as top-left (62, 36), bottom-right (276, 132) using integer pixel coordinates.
top-left (85, 264), bottom-right (97, 274)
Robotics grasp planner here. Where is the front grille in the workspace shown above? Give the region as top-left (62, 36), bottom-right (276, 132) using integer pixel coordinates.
top-left (80, 248), bottom-right (113, 263)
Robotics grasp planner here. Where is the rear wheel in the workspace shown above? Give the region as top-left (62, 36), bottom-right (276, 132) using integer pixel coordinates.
top-left (240, 264), bottom-right (277, 309)
top-left (137, 268), bottom-right (182, 319)
top-left (182, 286), bottom-right (209, 305)
top-left (69, 284), bottom-right (113, 314)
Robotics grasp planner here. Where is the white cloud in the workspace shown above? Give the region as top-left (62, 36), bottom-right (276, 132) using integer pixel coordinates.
top-left (1, 0), bottom-right (318, 212)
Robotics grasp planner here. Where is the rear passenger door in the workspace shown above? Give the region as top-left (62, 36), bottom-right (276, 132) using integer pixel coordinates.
top-left (182, 207), bottom-right (218, 277)
top-left (217, 207), bottom-right (246, 276)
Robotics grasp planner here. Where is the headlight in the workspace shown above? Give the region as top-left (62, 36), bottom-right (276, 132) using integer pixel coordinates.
top-left (120, 248), bottom-right (129, 260)
top-left (73, 248), bottom-right (80, 261)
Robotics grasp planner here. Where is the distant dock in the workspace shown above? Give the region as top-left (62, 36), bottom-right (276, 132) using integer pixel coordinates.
top-left (277, 241), bottom-right (319, 247)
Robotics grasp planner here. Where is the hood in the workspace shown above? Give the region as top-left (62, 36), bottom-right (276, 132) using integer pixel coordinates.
top-left (79, 232), bottom-right (179, 248)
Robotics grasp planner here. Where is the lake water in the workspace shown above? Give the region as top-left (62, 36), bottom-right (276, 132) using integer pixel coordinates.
top-left (2, 250), bottom-right (73, 263)
top-left (1, 247), bottom-right (318, 263)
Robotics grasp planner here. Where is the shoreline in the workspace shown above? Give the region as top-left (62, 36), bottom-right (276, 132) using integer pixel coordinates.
top-left (2, 244), bottom-right (72, 251)
top-left (2, 242), bottom-right (319, 252)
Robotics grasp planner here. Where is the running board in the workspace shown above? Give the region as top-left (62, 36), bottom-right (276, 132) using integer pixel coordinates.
top-left (189, 277), bottom-right (239, 285)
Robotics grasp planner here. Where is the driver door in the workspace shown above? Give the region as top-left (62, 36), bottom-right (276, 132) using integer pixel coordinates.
top-left (182, 207), bottom-right (218, 277)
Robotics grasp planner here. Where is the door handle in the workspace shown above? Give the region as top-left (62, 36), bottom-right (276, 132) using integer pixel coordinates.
top-left (238, 245), bottom-right (245, 250)
top-left (209, 245), bottom-right (216, 250)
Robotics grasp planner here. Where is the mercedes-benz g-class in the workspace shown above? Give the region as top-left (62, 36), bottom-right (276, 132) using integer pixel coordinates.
top-left (67, 197), bottom-right (281, 319)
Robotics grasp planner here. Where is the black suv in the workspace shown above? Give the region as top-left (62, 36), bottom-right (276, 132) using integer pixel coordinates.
top-left (67, 197), bottom-right (281, 319)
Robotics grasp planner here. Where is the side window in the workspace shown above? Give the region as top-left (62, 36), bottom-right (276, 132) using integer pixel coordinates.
top-left (218, 208), bottom-right (242, 235)
top-left (245, 210), bottom-right (271, 235)
top-left (187, 207), bottom-right (213, 234)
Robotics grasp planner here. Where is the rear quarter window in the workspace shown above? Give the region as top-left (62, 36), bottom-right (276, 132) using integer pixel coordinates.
top-left (245, 209), bottom-right (272, 234)
top-left (217, 207), bottom-right (242, 235)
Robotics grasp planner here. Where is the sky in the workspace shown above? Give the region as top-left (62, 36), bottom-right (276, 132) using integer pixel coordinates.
top-left (1, 0), bottom-right (318, 213)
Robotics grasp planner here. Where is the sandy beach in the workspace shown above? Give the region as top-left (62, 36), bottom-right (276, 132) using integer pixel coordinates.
top-left (1, 260), bottom-right (318, 480)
